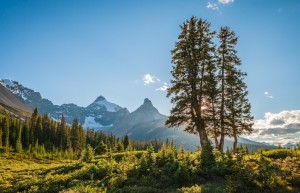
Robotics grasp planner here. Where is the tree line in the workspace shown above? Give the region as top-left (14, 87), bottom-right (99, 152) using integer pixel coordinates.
top-left (0, 108), bottom-right (164, 157)
top-left (166, 16), bottom-right (253, 153)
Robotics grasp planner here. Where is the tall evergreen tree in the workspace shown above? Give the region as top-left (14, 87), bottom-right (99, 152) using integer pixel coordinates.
top-left (78, 124), bottom-right (86, 150)
top-left (0, 125), bottom-right (2, 147)
top-left (226, 69), bottom-right (253, 153)
top-left (217, 27), bottom-right (253, 152)
top-left (59, 114), bottom-right (71, 151)
top-left (166, 16), bottom-right (216, 148)
top-left (29, 108), bottom-right (38, 145)
top-left (3, 115), bottom-right (10, 151)
top-left (123, 134), bottom-right (130, 150)
top-left (35, 116), bottom-right (43, 144)
top-left (71, 118), bottom-right (80, 152)
top-left (15, 125), bottom-right (22, 153)
top-left (22, 123), bottom-right (30, 149)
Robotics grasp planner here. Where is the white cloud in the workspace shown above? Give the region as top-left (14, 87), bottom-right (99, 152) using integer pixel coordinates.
top-left (245, 110), bottom-right (300, 146)
top-left (143, 74), bottom-right (160, 85)
top-left (218, 0), bottom-right (234, 4)
top-left (156, 82), bottom-right (169, 91)
top-left (207, 2), bottom-right (219, 10)
top-left (264, 91), bottom-right (274, 99)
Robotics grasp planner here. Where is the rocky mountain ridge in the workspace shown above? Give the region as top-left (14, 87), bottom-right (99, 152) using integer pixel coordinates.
top-left (0, 79), bottom-right (276, 151)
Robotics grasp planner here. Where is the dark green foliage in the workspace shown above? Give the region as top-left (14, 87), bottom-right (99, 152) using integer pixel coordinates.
top-left (166, 16), bottom-right (216, 148)
top-left (2, 115), bottom-right (10, 151)
top-left (1, 145), bottom-right (299, 193)
top-left (166, 16), bottom-right (253, 156)
top-left (95, 140), bottom-right (108, 155)
top-left (0, 126), bottom-right (2, 147)
top-left (123, 134), bottom-right (130, 150)
top-left (117, 141), bottom-right (125, 152)
top-left (262, 149), bottom-right (294, 159)
top-left (80, 144), bottom-right (94, 162)
top-left (15, 125), bottom-right (22, 153)
top-left (200, 142), bottom-right (215, 178)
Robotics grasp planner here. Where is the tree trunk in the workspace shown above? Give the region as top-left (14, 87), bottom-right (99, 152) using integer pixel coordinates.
top-left (232, 134), bottom-right (238, 154)
top-left (214, 134), bottom-right (219, 150)
top-left (218, 47), bottom-right (226, 152)
top-left (197, 120), bottom-right (209, 148)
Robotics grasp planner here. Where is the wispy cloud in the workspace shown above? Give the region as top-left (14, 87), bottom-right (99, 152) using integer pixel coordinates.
top-left (207, 0), bottom-right (234, 11)
top-left (218, 0), bottom-right (234, 4)
top-left (143, 74), bottom-right (160, 85)
top-left (264, 91), bottom-right (274, 99)
top-left (156, 82), bottom-right (169, 91)
top-left (207, 2), bottom-right (219, 10)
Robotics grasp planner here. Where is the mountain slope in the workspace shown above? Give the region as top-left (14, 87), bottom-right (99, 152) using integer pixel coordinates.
top-left (0, 79), bottom-right (129, 127)
top-left (0, 79), bottom-right (274, 151)
top-left (0, 81), bottom-right (33, 118)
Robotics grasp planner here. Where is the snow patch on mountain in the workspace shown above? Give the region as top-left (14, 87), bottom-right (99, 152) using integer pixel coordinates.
top-left (83, 116), bottom-right (103, 128)
top-left (96, 100), bottom-right (121, 112)
top-left (90, 96), bottom-right (122, 112)
top-left (83, 116), bottom-right (114, 130)
top-left (1, 79), bottom-right (14, 88)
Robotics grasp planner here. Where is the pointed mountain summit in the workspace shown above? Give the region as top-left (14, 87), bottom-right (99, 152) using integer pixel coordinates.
top-left (87, 95), bottom-right (122, 113)
top-left (133, 98), bottom-right (160, 116)
top-left (94, 95), bottom-right (106, 102)
top-left (143, 98), bottom-right (152, 106)
top-left (110, 98), bottom-right (167, 136)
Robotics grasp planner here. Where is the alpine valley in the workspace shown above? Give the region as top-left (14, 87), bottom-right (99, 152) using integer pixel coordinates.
top-left (0, 79), bottom-right (274, 151)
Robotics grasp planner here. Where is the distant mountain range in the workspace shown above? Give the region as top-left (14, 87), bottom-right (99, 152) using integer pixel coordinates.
top-left (0, 79), bottom-right (277, 151)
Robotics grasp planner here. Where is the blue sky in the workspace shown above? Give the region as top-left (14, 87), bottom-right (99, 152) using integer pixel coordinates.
top-left (1, 0), bottom-right (300, 144)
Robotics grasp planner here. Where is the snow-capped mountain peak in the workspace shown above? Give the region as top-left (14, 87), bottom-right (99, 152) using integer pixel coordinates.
top-left (0, 79), bottom-right (15, 88)
top-left (89, 95), bottom-right (122, 112)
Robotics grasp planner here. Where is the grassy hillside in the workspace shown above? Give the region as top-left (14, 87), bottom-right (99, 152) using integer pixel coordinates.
top-left (1, 147), bottom-right (299, 193)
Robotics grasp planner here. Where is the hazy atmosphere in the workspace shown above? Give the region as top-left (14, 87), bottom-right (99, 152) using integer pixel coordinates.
top-left (1, 1), bottom-right (300, 192)
top-left (1, 1), bottom-right (300, 144)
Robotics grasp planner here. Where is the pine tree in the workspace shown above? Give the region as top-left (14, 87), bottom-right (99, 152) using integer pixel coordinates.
top-left (29, 108), bottom-right (38, 145)
top-left (22, 123), bottom-right (30, 149)
top-left (71, 118), bottom-right (80, 152)
top-left (146, 144), bottom-right (155, 166)
top-left (15, 125), bottom-right (22, 153)
top-left (35, 116), bottom-right (43, 144)
top-left (59, 114), bottom-right (71, 151)
top-left (0, 126), bottom-right (2, 147)
top-left (200, 141), bottom-right (215, 178)
top-left (95, 140), bottom-right (108, 155)
top-left (3, 115), bottom-right (10, 152)
top-left (166, 16), bottom-right (216, 148)
top-left (123, 134), bottom-right (130, 150)
top-left (78, 124), bottom-right (86, 150)
top-left (217, 27), bottom-right (253, 152)
top-left (117, 141), bottom-right (124, 152)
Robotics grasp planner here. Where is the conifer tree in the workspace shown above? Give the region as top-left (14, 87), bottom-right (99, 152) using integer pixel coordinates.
top-left (15, 125), bottom-right (22, 153)
top-left (3, 115), bottom-right (10, 151)
top-left (35, 116), bottom-right (43, 144)
top-left (59, 114), bottom-right (71, 151)
top-left (22, 123), bottom-right (30, 149)
top-left (217, 27), bottom-right (253, 152)
top-left (166, 16), bottom-right (216, 148)
top-left (117, 141), bottom-right (124, 152)
top-left (123, 134), bottom-right (130, 150)
top-left (0, 126), bottom-right (2, 147)
top-left (95, 140), bottom-right (108, 155)
top-left (200, 141), bottom-right (215, 177)
top-left (71, 118), bottom-right (80, 152)
top-left (78, 124), bottom-right (86, 150)
top-left (29, 108), bottom-right (38, 145)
